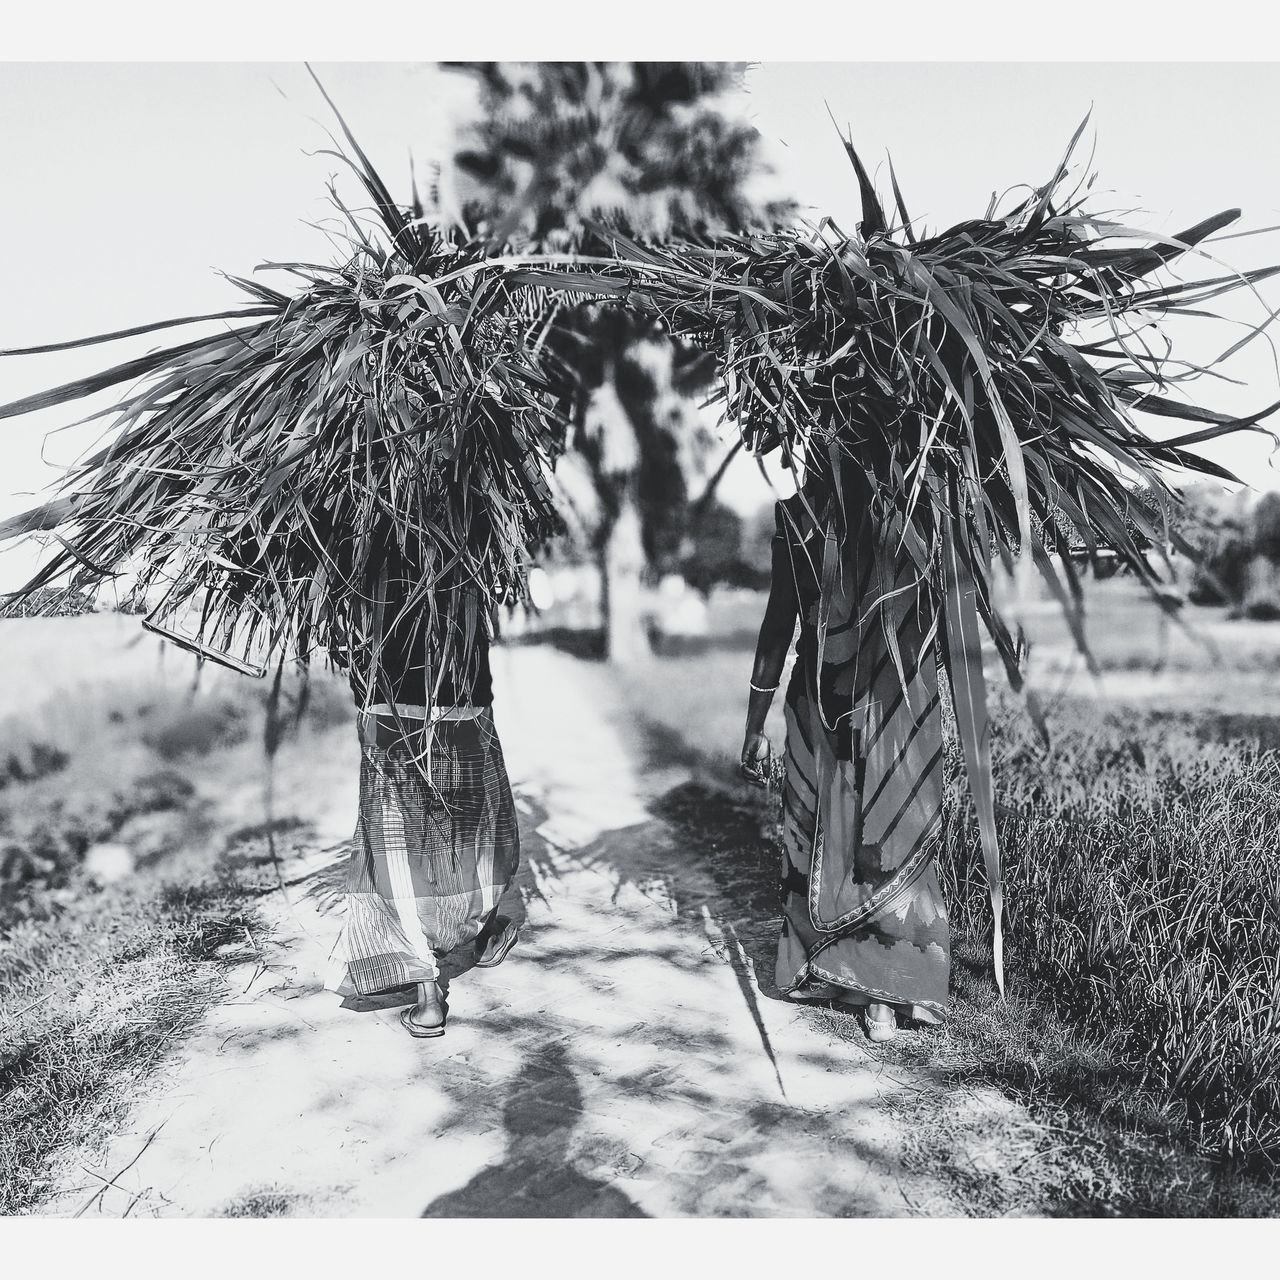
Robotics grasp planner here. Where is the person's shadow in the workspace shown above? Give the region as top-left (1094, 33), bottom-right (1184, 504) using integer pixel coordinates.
top-left (421, 1042), bottom-right (647, 1218)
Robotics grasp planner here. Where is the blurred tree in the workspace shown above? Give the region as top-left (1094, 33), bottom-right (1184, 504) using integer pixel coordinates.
top-left (680, 501), bottom-right (745, 596)
top-left (1243, 556), bottom-right (1280, 620)
top-left (446, 61), bottom-right (794, 663)
top-left (1252, 491), bottom-right (1280, 563)
top-left (1181, 483), bottom-right (1253, 609)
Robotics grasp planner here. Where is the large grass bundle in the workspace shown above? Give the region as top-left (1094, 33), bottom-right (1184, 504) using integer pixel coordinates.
top-left (0, 96), bottom-right (565, 706)
top-left (514, 122), bottom-right (1280, 984)
top-left (559, 127), bottom-right (1280, 657)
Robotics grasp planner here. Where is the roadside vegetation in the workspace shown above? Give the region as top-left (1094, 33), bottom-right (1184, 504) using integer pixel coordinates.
top-left (7, 575), bottom-right (1280, 1215)
top-left (941, 694), bottom-right (1280, 1166)
top-left (1, 873), bottom-right (261, 1213)
top-left (0, 629), bottom-right (346, 1214)
top-left (617, 583), bottom-right (1280, 1212)
top-left (1182, 484), bottom-right (1280, 620)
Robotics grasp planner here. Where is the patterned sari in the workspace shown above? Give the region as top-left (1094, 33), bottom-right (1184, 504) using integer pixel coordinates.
top-left (775, 496), bottom-right (950, 1021)
top-left (325, 707), bottom-right (520, 997)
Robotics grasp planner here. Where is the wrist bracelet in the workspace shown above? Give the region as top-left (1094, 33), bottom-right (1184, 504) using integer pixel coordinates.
top-left (750, 681), bottom-right (779, 694)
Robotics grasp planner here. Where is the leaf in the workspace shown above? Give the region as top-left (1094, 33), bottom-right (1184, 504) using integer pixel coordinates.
top-left (1018, 112), bottom-right (1092, 241)
top-left (940, 503), bottom-right (1006, 996)
top-left (0, 306), bottom-right (277, 357)
top-left (0, 332), bottom-right (246, 421)
top-left (886, 153), bottom-right (917, 244)
top-left (830, 120), bottom-right (887, 240)
top-left (1123, 391), bottom-right (1280, 432)
top-left (0, 496), bottom-right (77, 541)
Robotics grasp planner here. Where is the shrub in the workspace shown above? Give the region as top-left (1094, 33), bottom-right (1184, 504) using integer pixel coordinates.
top-left (0, 742), bottom-right (69, 792)
top-left (1189, 536), bottom-right (1252, 607)
top-left (680, 500), bottom-right (769, 595)
top-left (680, 501), bottom-right (737, 593)
top-left (1243, 597), bottom-right (1280, 622)
top-left (0, 768), bottom-right (200, 931)
top-left (0, 588), bottom-right (96, 619)
top-left (140, 698), bottom-right (249, 758)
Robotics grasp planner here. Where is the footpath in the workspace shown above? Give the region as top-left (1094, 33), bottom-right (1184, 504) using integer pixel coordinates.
top-left (39, 646), bottom-right (1036, 1217)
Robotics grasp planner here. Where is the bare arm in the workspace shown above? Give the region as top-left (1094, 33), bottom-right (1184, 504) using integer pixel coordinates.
top-left (741, 525), bottom-right (799, 784)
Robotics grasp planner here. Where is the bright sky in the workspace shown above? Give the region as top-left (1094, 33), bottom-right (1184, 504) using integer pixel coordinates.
top-left (4, 61), bottom-right (1280, 591)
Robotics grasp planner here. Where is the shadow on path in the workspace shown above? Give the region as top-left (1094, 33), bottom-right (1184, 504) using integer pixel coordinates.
top-left (420, 1043), bottom-right (648, 1218)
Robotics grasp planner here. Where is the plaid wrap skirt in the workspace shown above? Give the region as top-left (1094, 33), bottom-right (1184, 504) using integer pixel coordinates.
top-left (324, 707), bottom-right (520, 996)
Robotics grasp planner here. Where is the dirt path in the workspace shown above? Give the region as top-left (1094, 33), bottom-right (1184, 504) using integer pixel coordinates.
top-left (38, 647), bottom-right (1035, 1218)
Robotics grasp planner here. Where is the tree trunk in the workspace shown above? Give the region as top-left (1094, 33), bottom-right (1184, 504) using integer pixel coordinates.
top-left (583, 360), bottom-right (651, 666)
top-left (601, 487), bottom-right (651, 665)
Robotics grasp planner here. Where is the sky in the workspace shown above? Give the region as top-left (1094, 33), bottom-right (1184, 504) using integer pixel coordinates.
top-left (4, 60), bottom-right (1280, 590)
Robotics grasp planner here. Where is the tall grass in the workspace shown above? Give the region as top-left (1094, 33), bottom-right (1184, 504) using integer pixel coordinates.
top-left (940, 690), bottom-right (1280, 1162)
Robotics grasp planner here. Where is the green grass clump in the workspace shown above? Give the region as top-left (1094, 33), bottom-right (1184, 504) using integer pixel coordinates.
top-left (940, 691), bottom-right (1280, 1163)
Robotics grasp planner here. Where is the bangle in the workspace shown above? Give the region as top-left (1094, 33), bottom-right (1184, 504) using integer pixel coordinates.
top-left (750, 681), bottom-right (779, 694)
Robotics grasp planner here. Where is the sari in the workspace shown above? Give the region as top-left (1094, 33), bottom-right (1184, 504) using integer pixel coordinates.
top-left (774, 495), bottom-right (950, 1021)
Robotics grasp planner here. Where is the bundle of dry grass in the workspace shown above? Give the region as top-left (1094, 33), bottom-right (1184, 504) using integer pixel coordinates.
top-left (0, 86), bottom-right (565, 706)
top-left (513, 122), bottom-right (1280, 982)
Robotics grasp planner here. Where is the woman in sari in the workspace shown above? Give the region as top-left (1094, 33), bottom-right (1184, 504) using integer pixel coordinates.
top-left (741, 469), bottom-right (950, 1042)
top-left (325, 563), bottom-right (521, 1039)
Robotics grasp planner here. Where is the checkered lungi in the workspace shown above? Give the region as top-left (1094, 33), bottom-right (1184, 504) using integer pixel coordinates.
top-left (324, 706), bottom-right (520, 996)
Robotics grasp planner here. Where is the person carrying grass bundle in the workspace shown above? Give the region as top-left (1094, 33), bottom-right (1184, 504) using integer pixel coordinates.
top-left (742, 456), bottom-right (949, 1043)
top-left (0, 88), bottom-right (564, 1043)
top-left (323, 553), bottom-right (522, 1039)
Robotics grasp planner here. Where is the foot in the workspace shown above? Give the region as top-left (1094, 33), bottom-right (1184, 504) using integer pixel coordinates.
top-left (787, 980), bottom-right (841, 1002)
top-left (400, 980), bottom-right (446, 1037)
top-left (475, 918), bottom-right (519, 968)
top-left (865, 1001), bottom-right (898, 1043)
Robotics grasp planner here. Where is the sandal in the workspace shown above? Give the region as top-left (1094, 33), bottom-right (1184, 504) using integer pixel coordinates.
top-left (865, 1008), bottom-right (898, 1043)
top-left (787, 980), bottom-right (841, 1002)
top-left (399, 983), bottom-right (446, 1038)
top-left (475, 920), bottom-right (519, 969)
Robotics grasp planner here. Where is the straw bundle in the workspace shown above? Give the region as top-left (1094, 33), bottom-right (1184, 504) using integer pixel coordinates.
top-left (510, 121), bottom-right (1280, 984)
top-left (549, 123), bottom-right (1280, 621)
top-left (0, 107), bottom-right (565, 705)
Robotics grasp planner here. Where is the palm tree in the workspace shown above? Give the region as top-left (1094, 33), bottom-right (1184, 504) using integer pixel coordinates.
top-left (446, 62), bottom-right (793, 662)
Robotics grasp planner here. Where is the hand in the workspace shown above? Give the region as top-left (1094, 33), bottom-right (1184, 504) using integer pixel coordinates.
top-left (740, 731), bottom-right (772, 788)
